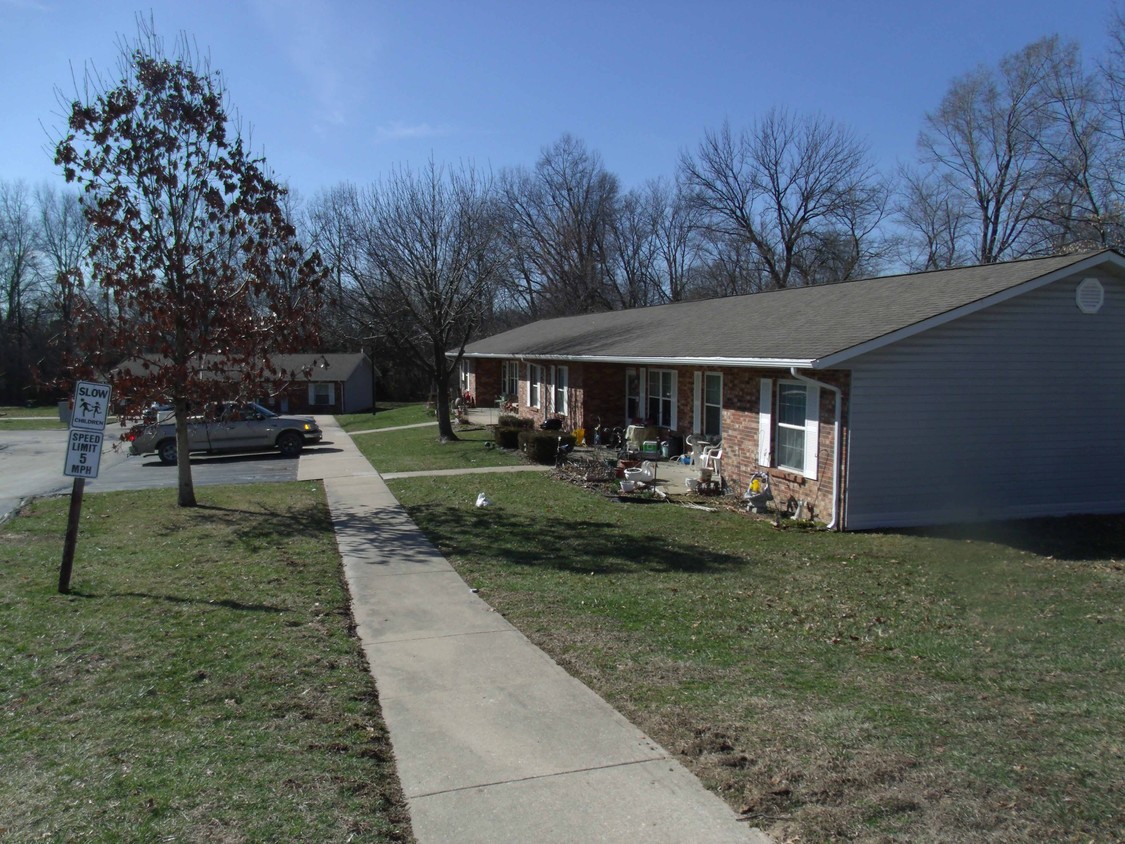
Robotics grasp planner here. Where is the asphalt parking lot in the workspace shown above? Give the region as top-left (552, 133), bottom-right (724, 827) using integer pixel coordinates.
top-left (97, 440), bottom-right (349, 492)
top-left (0, 431), bottom-right (346, 520)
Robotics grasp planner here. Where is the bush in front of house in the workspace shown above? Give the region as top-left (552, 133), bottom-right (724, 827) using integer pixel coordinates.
top-left (518, 430), bottom-right (576, 464)
top-left (493, 425), bottom-right (522, 449)
top-left (493, 415), bottom-right (534, 450)
top-left (498, 414), bottom-right (533, 429)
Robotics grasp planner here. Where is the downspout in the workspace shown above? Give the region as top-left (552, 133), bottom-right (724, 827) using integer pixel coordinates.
top-left (789, 367), bottom-right (842, 531)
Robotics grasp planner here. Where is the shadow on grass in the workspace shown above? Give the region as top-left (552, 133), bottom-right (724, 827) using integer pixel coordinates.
top-left (69, 590), bottom-right (285, 613)
top-left (896, 513), bottom-right (1125, 561)
top-left (404, 501), bottom-right (750, 575)
top-left (151, 502), bottom-right (336, 549)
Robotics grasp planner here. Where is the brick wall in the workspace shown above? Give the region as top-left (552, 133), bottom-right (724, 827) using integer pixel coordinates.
top-left (474, 356), bottom-right (852, 525)
top-left (510, 360), bottom-right (602, 430)
top-left (719, 368), bottom-right (850, 524)
top-left (579, 363), bottom-right (627, 428)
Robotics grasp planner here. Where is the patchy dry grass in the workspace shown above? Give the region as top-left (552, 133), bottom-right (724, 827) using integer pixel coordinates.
top-left (389, 471), bottom-right (1125, 843)
top-left (0, 484), bottom-right (413, 843)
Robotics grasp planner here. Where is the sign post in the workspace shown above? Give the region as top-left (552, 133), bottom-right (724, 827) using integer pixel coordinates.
top-left (59, 380), bottom-right (111, 594)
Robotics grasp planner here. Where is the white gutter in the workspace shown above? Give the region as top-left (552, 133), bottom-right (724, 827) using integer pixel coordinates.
top-left (789, 366), bottom-right (842, 531)
top-left (457, 352), bottom-right (815, 369)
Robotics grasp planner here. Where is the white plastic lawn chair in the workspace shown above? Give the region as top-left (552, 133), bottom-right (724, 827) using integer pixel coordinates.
top-left (698, 444), bottom-right (722, 476)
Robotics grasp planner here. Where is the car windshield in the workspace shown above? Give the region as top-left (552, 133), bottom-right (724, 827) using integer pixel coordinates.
top-left (248, 402), bottom-right (277, 418)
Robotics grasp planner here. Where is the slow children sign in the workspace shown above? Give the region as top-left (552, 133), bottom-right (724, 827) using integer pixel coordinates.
top-left (59, 380), bottom-right (112, 593)
top-left (63, 381), bottom-right (111, 479)
top-left (69, 380), bottom-right (112, 431)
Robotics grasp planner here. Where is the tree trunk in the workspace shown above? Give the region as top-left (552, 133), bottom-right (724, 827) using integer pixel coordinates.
top-left (434, 361), bottom-right (458, 442)
top-left (174, 401), bottom-right (197, 507)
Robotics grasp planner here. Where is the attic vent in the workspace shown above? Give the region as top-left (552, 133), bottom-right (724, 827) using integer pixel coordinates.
top-left (1076, 278), bottom-right (1104, 314)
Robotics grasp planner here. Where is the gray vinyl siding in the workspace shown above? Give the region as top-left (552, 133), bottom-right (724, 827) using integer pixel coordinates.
top-left (342, 368), bottom-right (373, 412)
top-left (844, 273), bottom-right (1125, 529)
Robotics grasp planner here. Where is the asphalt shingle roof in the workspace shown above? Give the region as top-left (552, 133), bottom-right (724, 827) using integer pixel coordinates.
top-left (115, 352), bottom-right (372, 380)
top-left (463, 251), bottom-right (1115, 366)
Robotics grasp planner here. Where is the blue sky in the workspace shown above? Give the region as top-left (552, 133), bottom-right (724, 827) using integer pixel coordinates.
top-left (0, 0), bottom-right (1117, 199)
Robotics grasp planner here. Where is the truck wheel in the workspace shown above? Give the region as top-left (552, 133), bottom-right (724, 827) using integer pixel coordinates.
top-left (278, 431), bottom-right (303, 458)
top-left (157, 439), bottom-right (178, 465)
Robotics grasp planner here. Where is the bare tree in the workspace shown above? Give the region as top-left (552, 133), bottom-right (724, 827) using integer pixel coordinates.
top-left (34, 184), bottom-right (90, 366)
top-left (649, 178), bottom-right (704, 302)
top-left (307, 184), bottom-right (360, 292)
top-left (918, 37), bottom-right (1068, 263)
top-left (55, 22), bottom-right (324, 506)
top-left (680, 109), bottom-right (888, 291)
top-left (607, 186), bottom-right (662, 309)
top-left (895, 165), bottom-right (968, 270)
top-left (350, 160), bottom-right (502, 441)
top-left (1031, 37), bottom-right (1125, 250)
top-left (0, 181), bottom-right (41, 402)
top-left (499, 134), bottom-right (619, 317)
top-left (1101, 5), bottom-right (1125, 154)
top-left (692, 232), bottom-right (761, 298)
top-left (1078, 10), bottom-right (1125, 247)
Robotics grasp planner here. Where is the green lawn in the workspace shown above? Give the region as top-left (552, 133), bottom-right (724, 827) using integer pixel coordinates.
top-left (0, 404), bottom-right (67, 430)
top-left (388, 471), bottom-right (1125, 843)
top-left (348, 417), bottom-right (523, 474)
top-left (0, 404), bottom-right (62, 417)
top-left (336, 403), bottom-right (437, 432)
top-left (0, 484), bottom-right (414, 843)
top-left (7, 399), bottom-right (1112, 842)
top-left (0, 417), bottom-right (68, 430)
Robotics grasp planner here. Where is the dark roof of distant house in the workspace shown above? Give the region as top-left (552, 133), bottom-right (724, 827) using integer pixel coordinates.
top-left (270, 353), bottom-right (375, 380)
top-left (114, 352), bottom-right (374, 380)
top-left (461, 250), bottom-right (1124, 369)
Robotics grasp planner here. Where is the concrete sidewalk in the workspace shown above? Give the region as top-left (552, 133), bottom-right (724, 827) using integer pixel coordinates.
top-left (301, 417), bottom-right (770, 844)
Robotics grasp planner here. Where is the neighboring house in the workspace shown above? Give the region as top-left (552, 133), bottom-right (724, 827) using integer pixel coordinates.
top-left (265, 353), bottom-right (375, 414)
top-left (113, 352), bottom-right (376, 415)
top-left (458, 250), bottom-right (1125, 530)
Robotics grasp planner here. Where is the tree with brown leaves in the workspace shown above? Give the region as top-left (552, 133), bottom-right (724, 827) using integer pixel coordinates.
top-left (55, 23), bottom-right (325, 506)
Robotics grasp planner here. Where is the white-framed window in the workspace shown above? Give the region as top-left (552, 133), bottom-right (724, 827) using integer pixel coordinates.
top-left (553, 365), bottom-right (568, 415)
top-left (776, 382), bottom-right (807, 472)
top-left (758, 378), bottom-right (818, 479)
top-left (309, 382), bottom-right (335, 407)
top-left (502, 360), bottom-right (519, 399)
top-left (626, 369), bottom-right (642, 422)
top-left (528, 363), bottom-right (544, 408)
top-left (703, 372), bottom-right (722, 438)
top-left (647, 369), bottom-right (676, 428)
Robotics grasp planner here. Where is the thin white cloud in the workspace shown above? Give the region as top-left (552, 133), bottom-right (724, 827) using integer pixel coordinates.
top-left (246, 0), bottom-right (363, 132)
top-left (374, 121), bottom-right (448, 143)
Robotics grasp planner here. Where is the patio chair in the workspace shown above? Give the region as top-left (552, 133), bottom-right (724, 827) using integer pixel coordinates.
top-left (684, 434), bottom-right (697, 463)
top-left (698, 443), bottom-right (722, 476)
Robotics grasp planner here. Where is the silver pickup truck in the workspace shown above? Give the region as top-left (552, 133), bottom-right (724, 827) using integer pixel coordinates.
top-left (128, 401), bottom-right (322, 464)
